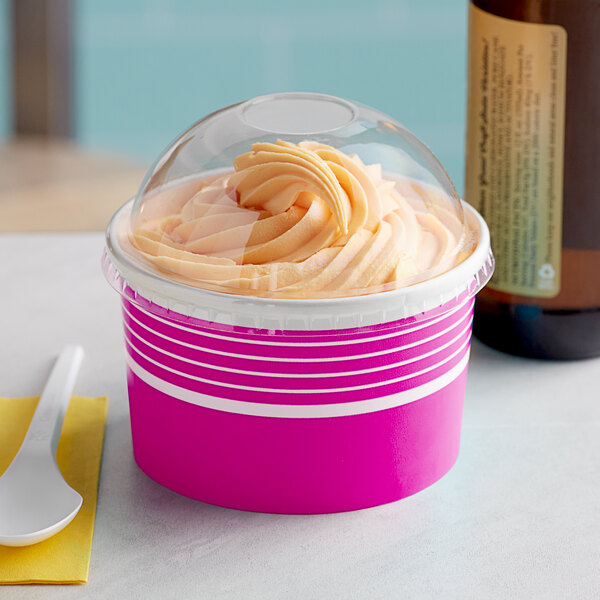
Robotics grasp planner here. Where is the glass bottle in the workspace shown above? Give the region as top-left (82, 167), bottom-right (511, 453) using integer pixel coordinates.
top-left (466, 0), bottom-right (600, 359)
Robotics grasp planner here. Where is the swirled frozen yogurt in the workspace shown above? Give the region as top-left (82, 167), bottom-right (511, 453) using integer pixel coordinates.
top-left (127, 140), bottom-right (474, 298)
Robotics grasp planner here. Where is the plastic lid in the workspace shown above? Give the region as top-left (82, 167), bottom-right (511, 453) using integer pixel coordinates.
top-left (124, 92), bottom-right (475, 300)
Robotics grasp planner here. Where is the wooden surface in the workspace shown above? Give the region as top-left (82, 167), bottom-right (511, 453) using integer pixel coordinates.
top-left (0, 137), bottom-right (147, 232)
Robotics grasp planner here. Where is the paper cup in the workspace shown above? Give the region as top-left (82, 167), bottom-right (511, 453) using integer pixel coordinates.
top-left (103, 201), bottom-right (493, 514)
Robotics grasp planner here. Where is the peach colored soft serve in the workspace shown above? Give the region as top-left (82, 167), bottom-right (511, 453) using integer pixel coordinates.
top-left (127, 140), bottom-right (474, 298)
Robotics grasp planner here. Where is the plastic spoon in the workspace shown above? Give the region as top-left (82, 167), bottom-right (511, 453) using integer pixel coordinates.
top-left (0, 345), bottom-right (84, 546)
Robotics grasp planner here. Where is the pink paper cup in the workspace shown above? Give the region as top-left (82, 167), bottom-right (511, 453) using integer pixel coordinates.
top-left (103, 202), bottom-right (493, 514)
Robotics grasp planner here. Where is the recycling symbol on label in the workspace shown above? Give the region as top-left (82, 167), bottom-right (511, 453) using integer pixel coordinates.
top-left (538, 264), bottom-right (555, 279)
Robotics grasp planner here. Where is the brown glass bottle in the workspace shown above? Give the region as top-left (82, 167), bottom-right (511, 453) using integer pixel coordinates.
top-left (466, 0), bottom-right (600, 359)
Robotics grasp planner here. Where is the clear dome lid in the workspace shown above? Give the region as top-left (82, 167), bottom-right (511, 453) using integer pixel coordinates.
top-left (125, 92), bottom-right (476, 300)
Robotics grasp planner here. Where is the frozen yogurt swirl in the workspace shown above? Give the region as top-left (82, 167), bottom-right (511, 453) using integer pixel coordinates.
top-left (130, 140), bottom-right (468, 298)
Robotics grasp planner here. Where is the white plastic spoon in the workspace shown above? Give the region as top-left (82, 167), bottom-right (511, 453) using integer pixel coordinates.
top-left (0, 345), bottom-right (84, 546)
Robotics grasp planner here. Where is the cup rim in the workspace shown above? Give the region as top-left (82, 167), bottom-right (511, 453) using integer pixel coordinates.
top-left (104, 198), bottom-right (493, 330)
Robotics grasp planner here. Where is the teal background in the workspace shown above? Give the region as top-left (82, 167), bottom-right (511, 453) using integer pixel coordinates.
top-left (2, 1), bottom-right (469, 193)
top-left (0, 0), bottom-right (9, 139)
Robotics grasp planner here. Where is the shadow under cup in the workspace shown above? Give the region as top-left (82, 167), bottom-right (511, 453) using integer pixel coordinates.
top-left (103, 203), bottom-right (493, 514)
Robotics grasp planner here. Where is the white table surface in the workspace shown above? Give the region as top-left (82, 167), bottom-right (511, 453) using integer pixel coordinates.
top-left (1, 233), bottom-right (599, 600)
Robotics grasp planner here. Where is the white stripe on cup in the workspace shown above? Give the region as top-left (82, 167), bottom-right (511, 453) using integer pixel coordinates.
top-left (123, 304), bottom-right (474, 363)
top-left (124, 334), bottom-right (471, 394)
top-left (130, 298), bottom-right (471, 347)
top-left (126, 350), bottom-right (470, 418)
top-left (123, 316), bottom-right (473, 379)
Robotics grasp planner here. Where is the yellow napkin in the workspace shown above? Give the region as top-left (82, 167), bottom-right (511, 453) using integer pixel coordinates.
top-left (0, 396), bottom-right (107, 584)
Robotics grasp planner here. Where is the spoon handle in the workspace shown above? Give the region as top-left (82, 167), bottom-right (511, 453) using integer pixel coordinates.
top-left (21, 345), bottom-right (84, 457)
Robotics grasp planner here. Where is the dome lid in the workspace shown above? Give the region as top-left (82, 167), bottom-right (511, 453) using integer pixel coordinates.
top-left (125, 92), bottom-right (474, 300)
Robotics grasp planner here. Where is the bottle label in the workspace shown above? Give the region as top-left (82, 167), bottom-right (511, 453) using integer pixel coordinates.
top-left (466, 4), bottom-right (567, 298)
